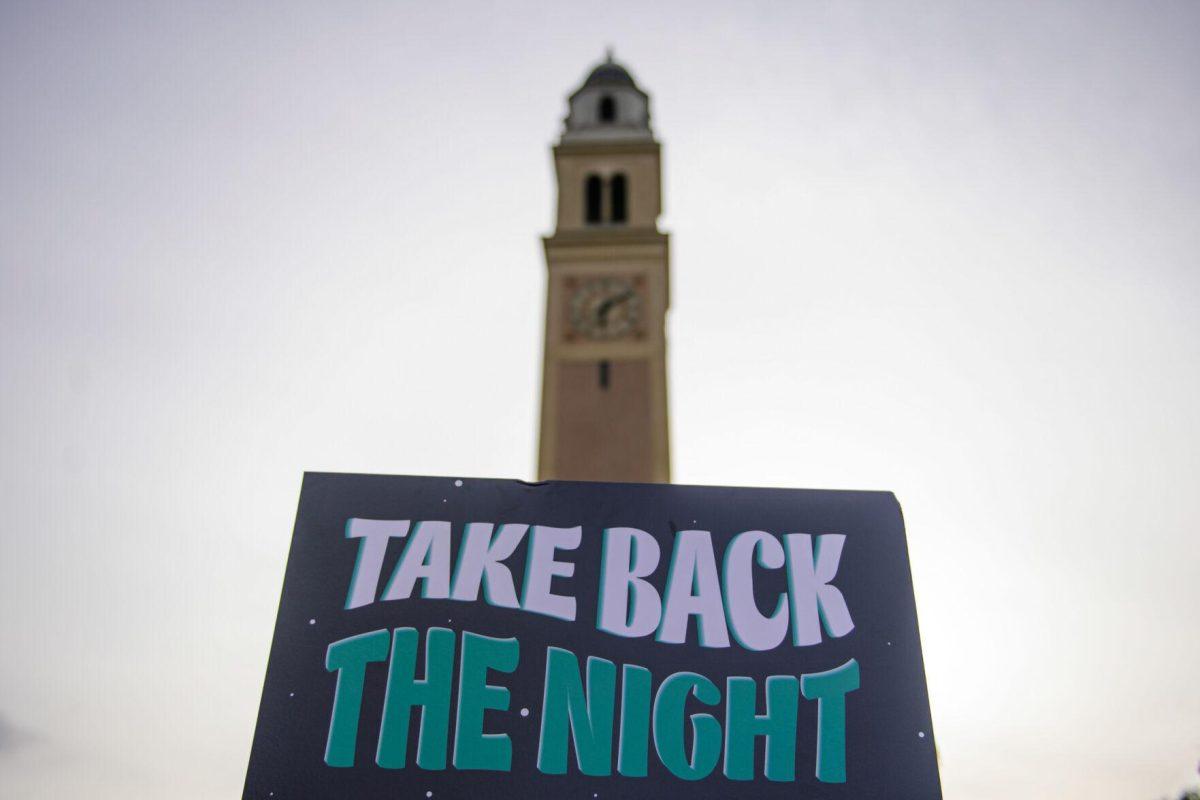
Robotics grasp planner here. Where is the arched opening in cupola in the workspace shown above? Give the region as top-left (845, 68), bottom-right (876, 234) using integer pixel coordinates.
top-left (598, 95), bottom-right (616, 123)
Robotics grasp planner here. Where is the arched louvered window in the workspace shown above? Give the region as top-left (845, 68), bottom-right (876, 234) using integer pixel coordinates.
top-left (610, 173), bottom-right (627, 224)
top-left (585, 174), bottom-right (603, 224)
top-left (599, 95), bottom-right (616, 122)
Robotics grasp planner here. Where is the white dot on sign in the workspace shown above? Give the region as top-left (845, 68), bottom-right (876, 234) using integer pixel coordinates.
top-left (426, 792), bottom-right (433, 798)
top-left (308, 618), bottom-right (316, 625)
top-left (887, 641), bottom-right (892, 646)
top-left (289, 692), bottom-right (294, 698)
top-left (454, 480), bottom-right (463, 487)
top-left (520, 708), bottom-right (529, 717)
top-left (442, 499), bottom-right (447, 503)
top-left (918, 731), bottom-right (926, 738)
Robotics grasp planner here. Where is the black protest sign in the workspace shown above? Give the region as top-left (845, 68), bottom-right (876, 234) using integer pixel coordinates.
top-left (244, 473), bottom-right (941, 798)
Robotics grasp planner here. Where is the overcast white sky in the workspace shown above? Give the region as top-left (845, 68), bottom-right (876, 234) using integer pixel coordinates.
top-left (1, 1), bottom-right (1198, 798)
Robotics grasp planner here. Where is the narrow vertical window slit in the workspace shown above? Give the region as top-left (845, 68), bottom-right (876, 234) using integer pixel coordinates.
top-left (610, 173), bottom-right (627, 223)
top-left (585, 174), bottom-right (603, 224)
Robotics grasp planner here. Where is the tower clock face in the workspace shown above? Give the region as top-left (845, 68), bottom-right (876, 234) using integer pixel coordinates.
top-left (568, 276), bottom-right (643, 340)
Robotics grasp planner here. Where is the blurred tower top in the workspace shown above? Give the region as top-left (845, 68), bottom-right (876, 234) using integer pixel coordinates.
top-left (560, 49), bottom-right (654, 145)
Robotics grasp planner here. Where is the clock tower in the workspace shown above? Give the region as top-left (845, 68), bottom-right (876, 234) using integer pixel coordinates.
top-left (537, 53), bottom-right (671, 483)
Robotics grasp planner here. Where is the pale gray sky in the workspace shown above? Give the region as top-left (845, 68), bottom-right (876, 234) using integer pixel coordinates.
top-left (1, 1), bottom-right (1197, 798)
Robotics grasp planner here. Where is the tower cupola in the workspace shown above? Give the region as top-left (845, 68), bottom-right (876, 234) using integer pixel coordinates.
top-left (561, 50), bottom-right (653, 144)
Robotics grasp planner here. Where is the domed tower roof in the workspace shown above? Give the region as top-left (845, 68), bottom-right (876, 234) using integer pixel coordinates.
top-left (560, 49), bottom-right (654, 145)
top-left (581, 58), bottom-right (637, 89)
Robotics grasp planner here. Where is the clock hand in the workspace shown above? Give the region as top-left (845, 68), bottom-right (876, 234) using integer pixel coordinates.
top-left (597, 290), bottom-right (636, 323)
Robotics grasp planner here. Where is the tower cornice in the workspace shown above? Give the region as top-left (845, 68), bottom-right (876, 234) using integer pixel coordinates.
top-left (553, 140), bottom-right (660, 157)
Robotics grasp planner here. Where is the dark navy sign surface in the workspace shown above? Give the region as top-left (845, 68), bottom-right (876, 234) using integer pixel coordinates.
top-left (244, 473), bottom-right (941, 798)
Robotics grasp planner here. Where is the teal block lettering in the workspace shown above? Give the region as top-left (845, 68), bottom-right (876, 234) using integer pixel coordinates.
top-left (652, 672), bottom-right (722, 781)
top-left (723, 675), bottom-right (799, 781)
top-left (452, 631), bottom-right (520, 771)
top-left (801, 658), bottom-right (860, 783)
top-left (617, 664), bottom-right (651, 777)
top-left (324, 629), bottom-right (390, 767)
top-left (376, 627), bottom-right (455, 769)
top-left (536, 647), bottom-right (616, 776)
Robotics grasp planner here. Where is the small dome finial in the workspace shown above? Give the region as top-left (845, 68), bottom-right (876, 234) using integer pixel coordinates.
top-left (605, 46), bottom-right (614, 63)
